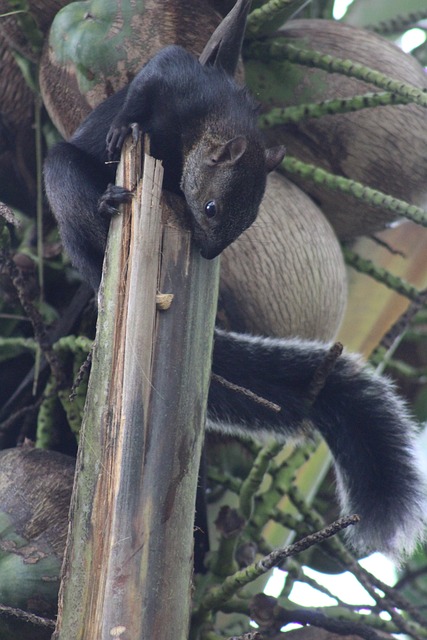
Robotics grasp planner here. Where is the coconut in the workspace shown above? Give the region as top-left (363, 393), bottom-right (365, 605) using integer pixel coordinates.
top-left (0, 443), bottom-right (74, 617)
top-left (39, 0), bottom-right (220, 137)
top-left (219, 172), bottom-right (347, 341)
top-left (245, 19), bottom-right (427, 239)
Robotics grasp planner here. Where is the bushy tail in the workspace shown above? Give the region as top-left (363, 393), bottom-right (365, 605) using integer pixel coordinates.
top-left (208, 329), bottom-right (427, 560)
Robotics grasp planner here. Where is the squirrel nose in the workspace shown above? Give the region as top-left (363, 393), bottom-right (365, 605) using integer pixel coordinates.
top-left (199, 245), bottom-right (223, 260)
top-left (196, 234), bottom-right (226, 260)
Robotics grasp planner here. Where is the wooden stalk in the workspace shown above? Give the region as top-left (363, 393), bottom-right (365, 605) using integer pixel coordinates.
top-left (53, 136), bottom-right (220, 640)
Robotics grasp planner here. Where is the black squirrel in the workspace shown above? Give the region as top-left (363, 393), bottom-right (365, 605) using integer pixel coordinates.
top-left (44, 0), bottom-right (426, 560)
top-left (44, 0), bottom-right (285, 290)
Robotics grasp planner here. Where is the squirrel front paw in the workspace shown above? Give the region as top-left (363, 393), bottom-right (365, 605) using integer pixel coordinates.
top-left (98, 184), bottom-right (133, 217)
top-left (106, 123), bottom-right (131, 160)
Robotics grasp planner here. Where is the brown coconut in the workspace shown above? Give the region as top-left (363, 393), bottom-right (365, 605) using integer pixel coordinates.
top-left (218, 172), bottom-right (347, 341)
top-left (248, 19), bottom-right (427, 239)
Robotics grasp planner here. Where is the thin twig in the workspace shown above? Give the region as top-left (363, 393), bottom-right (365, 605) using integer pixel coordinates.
top-left (211, 372), bottom-right (281, 412)
top-left (252, 596), bottom-right (382, 640)
top-left (69, 347), bottom-right (93, 401)
top-left (0, 388), bottom-right (57, 435)
top-left (196, 515), bottom-right (360, 615)
top-left (1, 253), bottom-right (64, 386)
top-left (306, 342), bottom-right (343, 405)
top-left (259, 515), bottom-right (360, 572)
top-left (370, 235), bottom-right (406, 257)
top-left (370, 288), bottom-right (427, 367)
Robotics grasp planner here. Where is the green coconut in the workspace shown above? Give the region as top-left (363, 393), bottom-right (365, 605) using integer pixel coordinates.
top-left (0, 443), bottom-right (74, 618)
top-left (39, 0), bottom-right (220, 137)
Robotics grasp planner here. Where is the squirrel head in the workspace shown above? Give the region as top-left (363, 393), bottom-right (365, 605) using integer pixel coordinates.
top-left (181, 135), bottom-right (285, 259)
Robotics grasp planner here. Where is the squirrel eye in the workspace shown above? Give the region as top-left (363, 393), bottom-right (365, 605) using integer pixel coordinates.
top-left (204, 200), bottom-right (217, 218)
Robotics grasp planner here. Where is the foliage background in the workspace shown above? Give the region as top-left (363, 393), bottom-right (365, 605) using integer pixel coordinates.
top-left (0, 0), bottom-right (427, 638)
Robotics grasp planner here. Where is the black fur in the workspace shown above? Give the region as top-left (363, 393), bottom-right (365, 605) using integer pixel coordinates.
top-left (209, 330), bottom-right (426, 559)
top-left (44, 45), bottom-right (284, 289)
top-left (43, 18), bottom-right (426, 560)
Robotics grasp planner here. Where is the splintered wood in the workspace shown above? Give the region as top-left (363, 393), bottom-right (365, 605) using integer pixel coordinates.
top-left (54, 136), bottom-right (220, 640)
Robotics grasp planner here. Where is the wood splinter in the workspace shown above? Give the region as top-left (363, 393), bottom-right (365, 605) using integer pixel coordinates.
top-left (156, 293), bottom-right (174, 310)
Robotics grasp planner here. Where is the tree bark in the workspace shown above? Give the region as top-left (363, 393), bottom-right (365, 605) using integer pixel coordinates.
top-left (53, 136), bottom-right (220, 640)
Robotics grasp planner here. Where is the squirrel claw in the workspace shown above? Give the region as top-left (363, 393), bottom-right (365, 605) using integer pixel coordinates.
top-left (98, 184), bottom-right (133, 217)
top-left (106, 124), bottom-right (131, 160)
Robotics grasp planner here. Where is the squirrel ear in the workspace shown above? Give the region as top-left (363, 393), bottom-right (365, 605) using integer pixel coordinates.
top-left (265, 145), bottom-right (286, 172)
top-left (208, 136), bottom-right (248, 166)
top-left (199, 0), bottom-right (251, 75)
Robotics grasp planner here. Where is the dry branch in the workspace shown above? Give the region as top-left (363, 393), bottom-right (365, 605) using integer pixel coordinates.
top-left (53, 137), bottom-right (220, 640)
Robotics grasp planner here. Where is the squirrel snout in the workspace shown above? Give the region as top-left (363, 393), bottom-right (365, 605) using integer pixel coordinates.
top-left (199, 244), bottom-right (223, 260)
top-left (193, 229), bottom-right (227, 260)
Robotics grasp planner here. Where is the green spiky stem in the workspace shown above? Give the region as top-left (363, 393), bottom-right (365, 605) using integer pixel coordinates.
top-left (281, 156), bottom-right (427, 227)
top-left (246, 41), bottom-right (427, 110)
top-left (194, 516), bottom-right (358, 618)
top-left (342, 247), bottom-right (422, 301)
top-left (36, 377), bottom-right (58, 448)
top-left (239, 440), bottom-right (282, 520)
top-left (260, 91), bottom-right (411, 127)
top-left (368, 11), bottom-right (427, 35)
top-left (246, 0), bottom-right (308, 37)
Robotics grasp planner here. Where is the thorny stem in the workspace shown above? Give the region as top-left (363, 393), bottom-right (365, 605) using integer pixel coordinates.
top-left (0, 253), bottom-right (64, 386)
top-left (282, 156), bottom-right (427, 228)
top-left (246, 40), bottom-right (427, 110)
top-left (246, 0), bottom-right (308, 37)
top-left (306, 342), bottom-right (343, 405)
top-left (370, 289), bottom-right (427, 368)
top-left (285, 490), bottom-right (427, 638)
top-left (259, 92), bottom-right (412, 128)
top-left (367, 11), bottom-right (427, 35)
top-left (194, 515), bottom-right (359, 619)
top-left (211, 372), bottom-right (281, 412)
top-left (343, 246), bottom-right (422, 301)
top-left (69, 347), bottom-right (93, 401)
